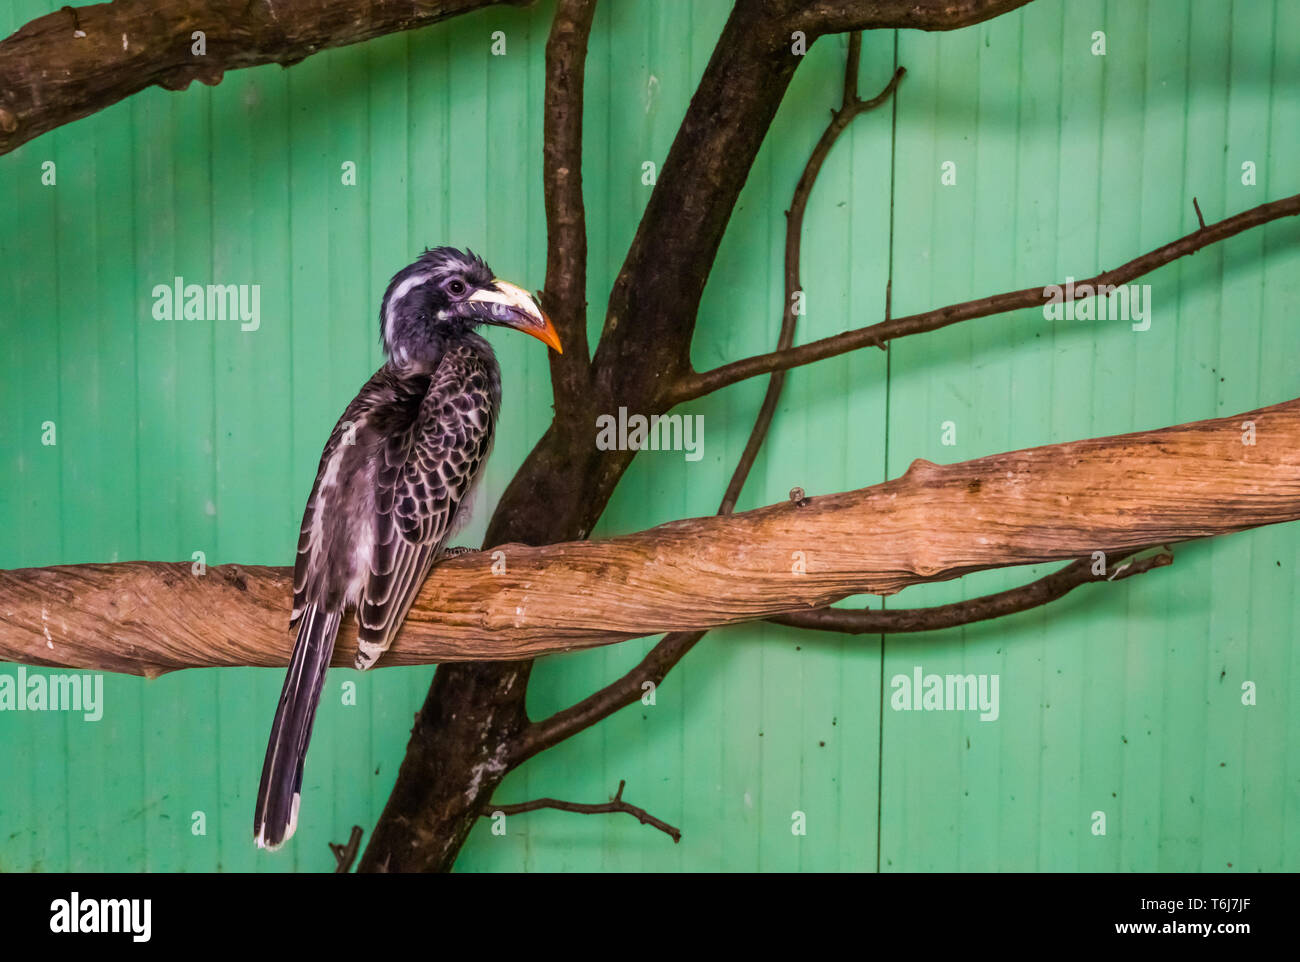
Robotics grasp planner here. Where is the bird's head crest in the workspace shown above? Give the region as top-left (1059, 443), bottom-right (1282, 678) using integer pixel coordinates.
top-left (379, 247), bottom-right (560, 366)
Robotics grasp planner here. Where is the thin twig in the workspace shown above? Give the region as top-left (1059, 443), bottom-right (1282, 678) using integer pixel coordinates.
top-left (672, 192), bottom-right (1300, 402)
top-left (509, 549), bottom-right (1178, 760)
top-left (1193, 195), bottom-right (1206, 230)
top-left (511, 630), bottom-right (706, 765)
top-left (769, 548), bottom-right (1173, 634)
top-left (487, 780), bottom-right (681, 843)
top-left (722, 46), bottom-right (902, 513)
top-left (329, 826), bottom-right (364, 873)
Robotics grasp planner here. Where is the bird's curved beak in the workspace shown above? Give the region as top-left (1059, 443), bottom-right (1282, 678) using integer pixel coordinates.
top-left (467, 279), bottom-right (563, 354)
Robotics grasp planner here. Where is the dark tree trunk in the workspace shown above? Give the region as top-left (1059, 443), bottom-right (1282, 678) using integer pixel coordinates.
top-left (357, 0), bottom-right (806, 872)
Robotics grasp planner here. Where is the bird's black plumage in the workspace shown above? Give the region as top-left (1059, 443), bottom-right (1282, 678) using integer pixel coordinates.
top-left (254, 247), bottom-right (560, 850)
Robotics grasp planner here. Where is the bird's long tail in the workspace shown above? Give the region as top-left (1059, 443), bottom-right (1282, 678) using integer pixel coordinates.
top-left (254, 604), bottom-right (341, 850)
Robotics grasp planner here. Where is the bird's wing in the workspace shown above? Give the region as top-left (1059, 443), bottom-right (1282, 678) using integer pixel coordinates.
top-left (355, 350), bottom-right (497, 667)
top-left (290, 383), bottom-right (380, 627)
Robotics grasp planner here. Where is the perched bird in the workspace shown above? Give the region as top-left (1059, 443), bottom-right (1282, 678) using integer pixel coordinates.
top-left (254, 247), bottom-right (561, 850)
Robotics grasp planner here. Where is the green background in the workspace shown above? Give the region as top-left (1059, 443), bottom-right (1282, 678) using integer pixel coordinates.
top-left (1, 0), bottom-right (1296, 871)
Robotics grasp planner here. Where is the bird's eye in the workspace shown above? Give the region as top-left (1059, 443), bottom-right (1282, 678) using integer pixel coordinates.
top-left (447, 279), bottom-right (467, 296)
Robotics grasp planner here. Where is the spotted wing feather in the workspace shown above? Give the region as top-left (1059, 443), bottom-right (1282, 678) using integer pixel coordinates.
top-left (355, 347), bottom-right (497, 667)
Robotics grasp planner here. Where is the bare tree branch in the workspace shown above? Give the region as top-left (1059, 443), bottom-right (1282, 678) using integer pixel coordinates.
top-left (724, 51), bottom-right (904, 513)
top-left (329, 826), bottom-right (364, 873)
top-left (541, 0), bottom-right (598, 407)
top-left (769, 548), bottom-right (1173, 634)
top-left (3, 399), bottom-right (1294, 676)
top-left (485, 779), bottom-right (681, 843)
top-left (0, 0), bottom-right (1032, 159)
top-left (795, 0), bottom-right (1037, 35)
top-left (514, 553), bottom-right (1174, 760)
top-left (510, 629), bottom-right (706, 765)
top-left (0, 0), bottom-right (522, 157)
top-left (587, 0), bottom-right (805, 417)
top-left (671, 192), bottom-right (1300, 403)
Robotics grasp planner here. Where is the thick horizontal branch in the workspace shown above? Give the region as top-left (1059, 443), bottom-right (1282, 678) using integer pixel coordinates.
top-left (672, 193), bottom-right (1300, 403)
top-left (2, 398), bottom-right (1297, 676)
top-left (0, 0), bottom-right (1023, 159)
top-left (0, 0), bottom-right (516, 156)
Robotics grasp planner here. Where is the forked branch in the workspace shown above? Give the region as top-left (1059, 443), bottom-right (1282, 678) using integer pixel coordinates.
top-left (672, 193), bottom-right (1300, 403)
top-left (485, 780), bottom-right (681, 843)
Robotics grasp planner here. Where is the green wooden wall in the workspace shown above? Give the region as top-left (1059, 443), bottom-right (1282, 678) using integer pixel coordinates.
top-left (1, 0), bottom-right (1296, 872)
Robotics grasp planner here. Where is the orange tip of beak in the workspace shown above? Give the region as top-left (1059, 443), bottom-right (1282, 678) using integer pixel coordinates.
top-left (534, 313), bottom-right (563, 354)
top-left (484, 278), bottom-right (563, 354)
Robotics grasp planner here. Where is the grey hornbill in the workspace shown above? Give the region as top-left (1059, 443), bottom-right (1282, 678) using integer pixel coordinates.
top-left (254, 247), bottom-right (561, 850)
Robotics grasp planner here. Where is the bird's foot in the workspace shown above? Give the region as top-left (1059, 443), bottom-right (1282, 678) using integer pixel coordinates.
top-left (441, 545), bottom-right (478, 557)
